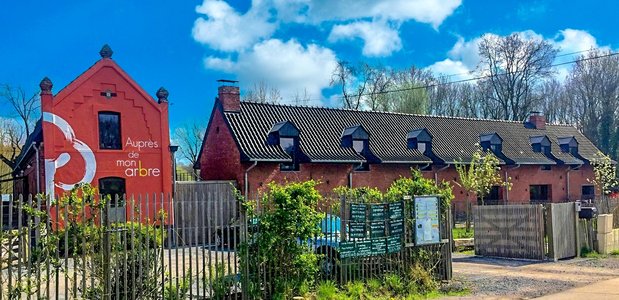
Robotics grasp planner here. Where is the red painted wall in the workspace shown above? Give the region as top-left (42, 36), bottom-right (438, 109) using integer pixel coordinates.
top-left (40, 57), bottom-right (172, 221)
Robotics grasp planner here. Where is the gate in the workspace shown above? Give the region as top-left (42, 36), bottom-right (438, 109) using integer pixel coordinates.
top-left (474, 203), bottom-right (579, 260)
top-left (473, 204), bottom-right (546, 259)
top-left (546, 202), bottom-right (578, 260)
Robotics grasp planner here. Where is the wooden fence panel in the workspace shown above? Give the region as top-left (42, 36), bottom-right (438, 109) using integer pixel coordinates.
top-left (474, 205), bottom-right (545, 260)
top-left (547, 203), bottom-right (578, 260)
top-left (174, 181), bottom-right (237, 245)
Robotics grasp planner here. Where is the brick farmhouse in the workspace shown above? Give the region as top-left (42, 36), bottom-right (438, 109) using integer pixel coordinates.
top-left (198, 83), bottom-right (601, 204)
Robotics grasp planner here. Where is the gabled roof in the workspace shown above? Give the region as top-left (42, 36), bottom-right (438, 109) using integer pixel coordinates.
top-left (221, 101), bottom-right (601, 165)
top-left (53, 58), bottom-right (163, 112)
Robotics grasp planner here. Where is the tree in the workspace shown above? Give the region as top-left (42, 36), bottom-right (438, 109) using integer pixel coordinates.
top-left (455, 148), bottom-right (511, 230)
top-left (173, 120), bottom-right (206, 176)
top-left (241, 81), bottom-right (282, 104)
top-left (565, 49), bottom-right (619, 158)
top-left (588, 152), bottom-right (618, 196)
top-left (388, 67), bottom-right (432, 114)
top-left (0, 84), bottom-right (39, 169)
top-left (330, 61), bottom-right (368, 110)
top-left (477, 33), bottom-right (558, 121)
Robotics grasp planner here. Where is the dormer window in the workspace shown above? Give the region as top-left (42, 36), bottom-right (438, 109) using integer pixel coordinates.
top-left (480, 133), bottom-right (503, 154)
top-left (267, 121), bottom-right (301, 171)
top-left (558, 136), bottom-right (578, 155)
top-left (407, 128), bottom-right (433, 155)
top-left (530, 135), bottom-right (552, 155)
top-left (341, 125), bottom-right (380, 171)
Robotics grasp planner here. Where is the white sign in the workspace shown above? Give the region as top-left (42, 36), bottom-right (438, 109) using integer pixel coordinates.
top-left (414, 196), bottom-right (441, 245)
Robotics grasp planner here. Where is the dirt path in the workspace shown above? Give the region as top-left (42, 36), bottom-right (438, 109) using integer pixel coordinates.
top-left (442, 253), bottom-right (619, 299)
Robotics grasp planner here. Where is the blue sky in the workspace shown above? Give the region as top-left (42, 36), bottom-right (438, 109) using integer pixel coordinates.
top-left (1, 0), bottom-right (618, 130)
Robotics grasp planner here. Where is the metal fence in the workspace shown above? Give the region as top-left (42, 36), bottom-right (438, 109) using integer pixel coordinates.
top-left (1, 190), bottom-right (452, 299)
top-left (0, 193), bottom-right (240, 300)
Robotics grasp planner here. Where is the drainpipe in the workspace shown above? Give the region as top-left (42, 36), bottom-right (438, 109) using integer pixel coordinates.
top-left (244, 161), bottom-right (258, 200)
top-left (348, 162), bottom-right (364, 188)
top-left (34, 143), bottom-right (40, 194)
top-left (434, 164), bottom-right (449, 183)
top-left (566, 165), bottom-right (582, 202)
top-left (505, 164), bottom-right (521, 203)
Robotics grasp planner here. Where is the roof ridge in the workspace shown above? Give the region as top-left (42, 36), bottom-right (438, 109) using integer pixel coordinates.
top-left (239, 100), bottom-right (540, 125)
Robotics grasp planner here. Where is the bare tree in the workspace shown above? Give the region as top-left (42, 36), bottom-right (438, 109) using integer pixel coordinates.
top-left (242, 81), bottom-right (282, 104)
top-left (565, 49), bottom-right (619, 157)
top-left (173, 121), bottom-right (206, 175)
top-left (477, 33), bottom-right (558, 121)
top-left (0, 84), bottom-right (39, 169)
top-left (363, 65), bottom-right (393, 111)
top-left (330, 61), bottom-right (368, 110)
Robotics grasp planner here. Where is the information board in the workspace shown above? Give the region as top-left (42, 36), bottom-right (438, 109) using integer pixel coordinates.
top-left (371, 238), bottom-right (387, 255)
top-left (389, 219), bottom-right (404, 236)
top-left (370, 222), bottom-right (386, 238)
top-left (349, 223), bottom-right (366, 238)
top-left (350, 204), bottom-right (366, 222)
top-left (388, 201), bottom-right (404, 219)
top-left (356, 240), bottom-right (372, 256)
top-left (340, 241), bottom-right (356, 258)
top-left (387, 235), bottom-right (402, 253)
top-left (414, 196), bottom-right (441, 245)
top-left (369, 204), bottom-right (385, 221)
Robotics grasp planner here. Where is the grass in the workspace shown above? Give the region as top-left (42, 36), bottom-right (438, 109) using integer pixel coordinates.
top-left (581, 247), bottom-right (604, 258)
top-left (610, 249), bottom-right (619, 256)
top-left (452, 228), bottom-right (474, 239)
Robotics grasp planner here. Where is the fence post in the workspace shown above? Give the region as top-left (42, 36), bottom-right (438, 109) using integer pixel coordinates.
top-left (545, 204), bottom-right (556, 261)
top-left (574, 202), bottom-right (581, 258)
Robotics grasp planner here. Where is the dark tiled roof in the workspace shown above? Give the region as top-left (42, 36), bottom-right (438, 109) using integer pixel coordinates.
top-left (14, 119), bottom-right (43, 168)
top-left (223, 102), bottom-right (600, 165)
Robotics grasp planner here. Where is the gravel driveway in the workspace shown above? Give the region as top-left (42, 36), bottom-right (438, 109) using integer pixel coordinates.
top-left (442, 253), bottom-right (619, 299)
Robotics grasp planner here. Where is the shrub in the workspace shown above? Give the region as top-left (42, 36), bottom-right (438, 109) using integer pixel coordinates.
top-left (240, 181), bottom-right (323, 299)
top-left (316, 281), bottom-right (340, 300)
top-left (385, 169), bottom-right (454, 213)
top-left (406, 263), bottom-right (438, 295)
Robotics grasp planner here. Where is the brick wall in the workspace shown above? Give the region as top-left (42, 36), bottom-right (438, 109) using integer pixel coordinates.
top-left (199, 105), bottom-right (244, 184)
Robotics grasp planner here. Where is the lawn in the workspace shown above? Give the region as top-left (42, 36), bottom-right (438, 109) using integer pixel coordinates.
top-left (452, 227), bottom-right (474, 239)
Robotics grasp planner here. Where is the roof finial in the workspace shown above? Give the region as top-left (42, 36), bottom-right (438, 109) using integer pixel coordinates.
top-left (99, 44), bottom-right (113, 59)
top-left (39, 77), bottom-right (53, 94)
top-left (156, 87), bottom-right (169, 103)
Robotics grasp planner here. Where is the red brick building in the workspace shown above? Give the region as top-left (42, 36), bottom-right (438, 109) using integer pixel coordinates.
top-left (198, 82), bottom-right (602, 204)
top-left (13, 45), bottom-right (173, 219)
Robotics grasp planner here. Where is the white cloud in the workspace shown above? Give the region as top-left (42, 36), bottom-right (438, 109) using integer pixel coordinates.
top-left (426, 59), bottom-right (474, 80)
top-left (192, 0), bottom-right (276, 52)
top-left (206, 39), bottom-right (338, 104)
top-left (328, 21), bottom-right (402, 57)
top-left (287, 0), bottom-right (461, 28)
top-left (553, 29), bottom-right (605, 55)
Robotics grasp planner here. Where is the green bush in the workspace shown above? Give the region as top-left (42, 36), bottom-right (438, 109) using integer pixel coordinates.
top-left (240, 181), bottom-right (323, 299)
top-left (385, 169), bottom-right (454, 213)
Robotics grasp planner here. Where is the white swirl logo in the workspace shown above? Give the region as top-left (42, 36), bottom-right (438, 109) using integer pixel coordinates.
top-left (43, 112), bottom-right (96, 198)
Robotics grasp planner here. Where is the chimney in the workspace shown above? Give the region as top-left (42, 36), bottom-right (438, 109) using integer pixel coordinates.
top-left (217, 79), bottom-right (240, 112)
top-left (526, 111), bottom-right (546, 130)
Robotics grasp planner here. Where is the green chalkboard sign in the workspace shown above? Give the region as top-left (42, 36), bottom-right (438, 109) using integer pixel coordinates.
top-left (340, 241), bottom-right (356, 258)
top-left (370, 204), bottom-right (385, 221)
top-left (349, 223), bottom-right (366, 239)
top-left (350, 204), bottom-right (367, 222)
top-left (371, 238), bottom-right (387, 255)
top-left (387, 235), bottom-right (402, 253)
top-left (356, 240), bottom-right (372, 257)
top-left (388, 201), bottom-right (404, 220)
top-left (370, 222), bottom-right (386, 238)
top-left (389, 219), bottom-right (404, 236)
